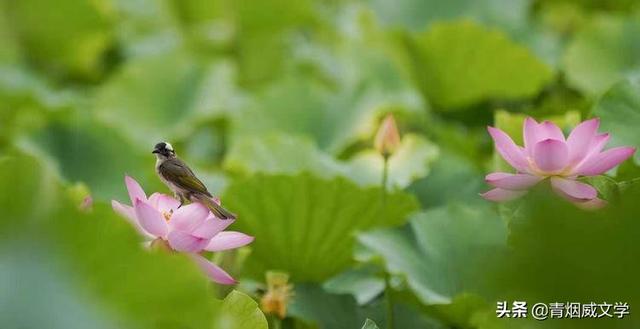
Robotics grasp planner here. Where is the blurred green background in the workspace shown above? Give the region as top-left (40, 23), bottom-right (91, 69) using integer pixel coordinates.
top-left (1, 0), bottom-right (640, 328)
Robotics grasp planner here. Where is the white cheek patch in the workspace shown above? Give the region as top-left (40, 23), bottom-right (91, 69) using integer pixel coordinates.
top-left (165, 142), bottom-right (173, 151)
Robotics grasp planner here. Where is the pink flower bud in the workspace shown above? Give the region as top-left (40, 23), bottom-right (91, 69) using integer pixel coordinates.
top-left (374, 114), bottom-right (401, 158)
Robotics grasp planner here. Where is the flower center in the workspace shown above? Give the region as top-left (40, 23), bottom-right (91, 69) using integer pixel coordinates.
top-left (526, 156), bottom-right (570, 177)
top-left (162, 210), bottom-right (173, 222)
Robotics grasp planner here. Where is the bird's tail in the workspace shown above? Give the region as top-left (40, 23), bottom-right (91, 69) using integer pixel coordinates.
top-left (193, 194), bottom-right (237, 220)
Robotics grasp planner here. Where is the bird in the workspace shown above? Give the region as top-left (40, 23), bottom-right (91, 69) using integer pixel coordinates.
top-left (152, 141), bottom-right (236, 220)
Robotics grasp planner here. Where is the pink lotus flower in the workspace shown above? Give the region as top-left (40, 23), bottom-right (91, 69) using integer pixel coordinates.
top-left (482, 117), bottom-right (636, 208)
top-left (112, 176), bottom-right (253, 284)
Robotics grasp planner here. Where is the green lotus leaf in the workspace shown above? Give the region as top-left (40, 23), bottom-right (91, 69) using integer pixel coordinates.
top-left (406, 20), bottom-right (553, 109)
top-left (223, 173), bottom-right (419, 282)
top-left (0, 154), bottom-right (219, 329)
top-left (592, 79), bottom-right (640, 163)
top-left (564, 15), bottom-right (640, 96)
top-left (5, 0), bottom-right (115, 81)
top-left (216, 290), bottom-right (268, 329)
top-left (358, 203), bottom-right (508, 305)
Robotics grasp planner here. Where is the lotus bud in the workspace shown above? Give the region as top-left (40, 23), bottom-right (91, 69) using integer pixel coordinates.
top-left (260, 271), bottom-right (294, 319)
top-left (374, 114), bottom-right (401, 158)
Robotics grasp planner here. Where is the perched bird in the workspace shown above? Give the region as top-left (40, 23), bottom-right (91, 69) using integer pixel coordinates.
top-left (152, 141), bottom-right (236, 220)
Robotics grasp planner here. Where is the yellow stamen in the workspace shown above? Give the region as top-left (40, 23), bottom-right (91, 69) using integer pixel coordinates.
top-left (162, 211), bottom-right (172, 222)
top-left (260, 272), bottom-right (294, 319)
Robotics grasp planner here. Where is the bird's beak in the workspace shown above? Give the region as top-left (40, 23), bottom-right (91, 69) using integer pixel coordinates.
top-left (152, 150), bottom-right (159, 154)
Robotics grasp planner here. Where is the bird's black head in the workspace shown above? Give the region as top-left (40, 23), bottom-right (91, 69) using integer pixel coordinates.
top-left (152, 142), bottom-right (176, 158)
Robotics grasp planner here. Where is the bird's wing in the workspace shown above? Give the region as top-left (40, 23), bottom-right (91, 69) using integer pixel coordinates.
top-left (159, 159), bottom-right (212, 197)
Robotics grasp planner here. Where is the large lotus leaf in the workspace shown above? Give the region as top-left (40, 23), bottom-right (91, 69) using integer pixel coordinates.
top-left (222, 173), bottom-right (419, 282)
top-left (564, 15), bottom-right (640, 96)
top-left (358, 203), bottom-right (508, 305)
top-left (92, 51), bottom-right (200, 147)
top-left (0, 154), bottom-right (219, 329)
top-left (0, 65), bottom-right (83, 150)
top-left (111, 0), bottom-right (183, 57)
top-left (24, 113), bottom-right (152, 201)
top-left (230, 76), bottom-right (334, 149)
top-left (289, 284), bottom-right (363, 329)
top-left (93, 52), bottom-right (236, 149)
top-left (370, 0), bottom-right (530, 32)
top-left (483, 187), bottom-right (640, 329)
top-left (223, 133), bottom-right (349, 179)
top-left (288, 284), bottom-right (443, 329)
top-left (0, 66), bottom-right (79, 110)
top-left (406, 20), bottom-right (553, 109)
top-left (323, 265), bottom-right (385, 306)
top-left (215, 290), bottom-right (268, 329)
top-left (170, 0), bottom-right (315, 85)
top-left (407, 152), bottom-right (485, 209)
top-left (592, 79), bottom-right (640, 163)
top-left (428, 293), bottom-right (511, 329)
top-left (231, 75), bottom-right (418, 155)
top-left (232, 11), bottom-right (424, 154)
top-left (616, 158), bottom-right (640, 184)
top-left (537, 0), bottom-right (638, 12)
top-left (0, 246), bottom-right (120, 329)
top-left (5, 0), bottom-right (114, 80)
top-left (0, 155), bottom-right (60, 229)
top-left (233, 0), bottom-right (316, 85)
top-left (224, 132), bottom-right (438, 189)
top-left (0, 7), bottom-right (20, 64)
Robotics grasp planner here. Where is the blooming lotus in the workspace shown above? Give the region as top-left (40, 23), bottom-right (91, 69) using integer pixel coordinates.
top-left (482, 117), bottom-right (636, 208)
top-left (112, 176), bottom-right (253, 284)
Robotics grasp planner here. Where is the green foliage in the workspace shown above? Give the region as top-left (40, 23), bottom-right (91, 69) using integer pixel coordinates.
top-left (0, 8), bottom-right (20, 63)
top-left (359, 203), bottom-right (508, 305)
top-left (564, 15), bottom-right (640, 95)
top-left (485, 188), bottom-right (640, 329)
top-left (593, 79), bottom-right (640, 163)
top-left (216, 290), bottom-right (268, 329)
top-left (323, 265), bottom-right (385, 305)
top-left (407, 152), bottom-right (485, 209)
top-left (537, 0), bottom-right (640, 13)
top-left (27, 114), bottom-right (150, 200)
top-left (289, 283), bottom-right (441, 329)
top-left (224, 132), bottom-right (439, 189)
top-left (2, 1), bottom-right (640, 328)
top-left (230, 70), bottom-right (420, 155)
top-left (289, 284), bottom-right (364, 328)
top-left (616, 159), bottom-right (640, 182)
top-left (223, 173), bottom-right (419, 282)
top-left (347, 134), bottom-right (439, 188)
top-left (406, 20), bottom-right (553, 109)
top-left (171, 0), bottom-right (316, 85)
top-left (361, 319), bottom-right (380, 329)
top-left (224, 133), bottom-right (348, 179)
top-left (370, 0), bottom-right (530, 32)
top-left (0, 154), bottom-right (221, 328)
top-left (0, 154), bottom-right (59, 224)
top-left (4, 0), bottom-right (115, 81)
top-left (93, 51), bottom-right (208, 148)
top-left (228, 9), bottom-right (426, 154)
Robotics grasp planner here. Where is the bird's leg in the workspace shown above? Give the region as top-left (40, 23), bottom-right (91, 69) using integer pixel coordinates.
top-left (177, 194), bottom-right (188, 209)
